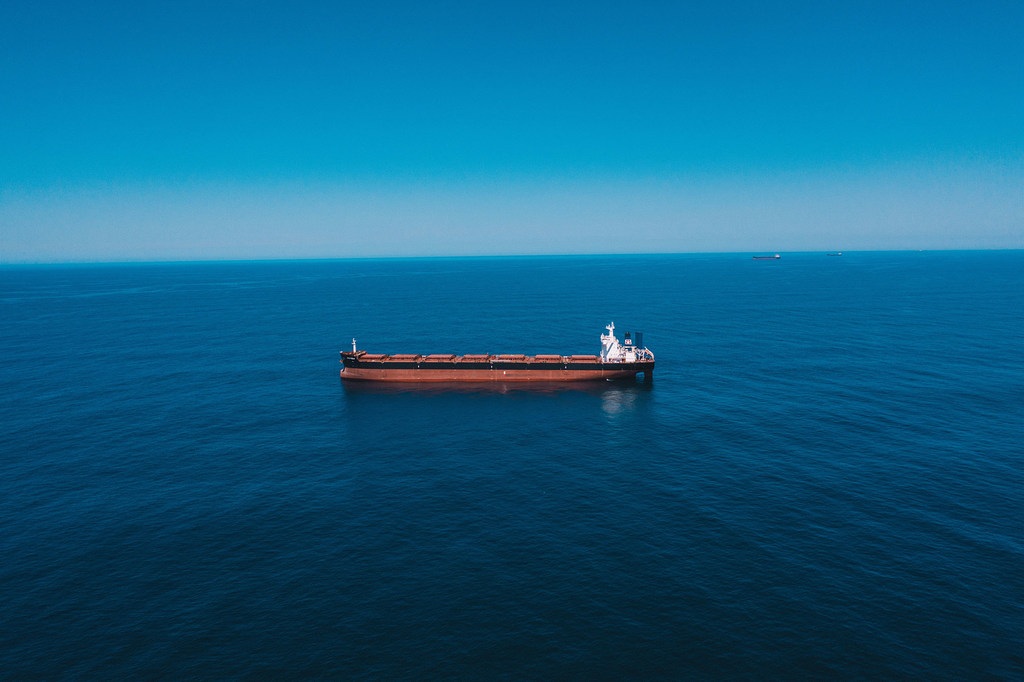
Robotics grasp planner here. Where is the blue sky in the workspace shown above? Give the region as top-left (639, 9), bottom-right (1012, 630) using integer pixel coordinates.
top-left (2, 0), bottom-right (1022, 261)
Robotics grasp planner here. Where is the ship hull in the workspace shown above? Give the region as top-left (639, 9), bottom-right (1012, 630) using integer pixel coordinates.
top-left (340, 357), bottom-right (654, 382)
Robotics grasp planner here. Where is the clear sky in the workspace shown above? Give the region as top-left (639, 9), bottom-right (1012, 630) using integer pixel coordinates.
top-left (2, 0), bottom-right (1022, 262)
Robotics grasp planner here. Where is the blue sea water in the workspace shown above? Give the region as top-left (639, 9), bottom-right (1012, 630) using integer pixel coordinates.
top-left (1, 252), bottom-right (1022, 679)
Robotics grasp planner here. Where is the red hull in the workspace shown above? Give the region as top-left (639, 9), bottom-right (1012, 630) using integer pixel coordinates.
top-left (340, 365), bottom-right (650, 382)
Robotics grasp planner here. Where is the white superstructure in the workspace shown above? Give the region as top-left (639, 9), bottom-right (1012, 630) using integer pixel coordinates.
top-left (599, 322), bottom-right (654, 363)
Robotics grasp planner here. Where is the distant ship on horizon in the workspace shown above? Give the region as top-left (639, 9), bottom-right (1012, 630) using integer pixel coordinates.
top-left (753, 254), bottom-right (781, 259)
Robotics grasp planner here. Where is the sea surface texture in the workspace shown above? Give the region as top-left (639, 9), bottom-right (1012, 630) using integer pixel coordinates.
top-left (2, 252), bottom-right (1022, 679)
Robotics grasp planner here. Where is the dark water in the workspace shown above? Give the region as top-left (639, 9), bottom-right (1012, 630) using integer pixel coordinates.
top-left (2, 252), bottom-right (1022, 679)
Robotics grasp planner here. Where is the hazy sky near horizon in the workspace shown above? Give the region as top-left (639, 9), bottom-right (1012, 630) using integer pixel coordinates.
top-left (2, 0), bottom-right (1022, 262)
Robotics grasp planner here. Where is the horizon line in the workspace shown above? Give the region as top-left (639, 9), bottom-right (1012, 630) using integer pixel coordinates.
top-left (3, 248), bottom-right (1022, 267)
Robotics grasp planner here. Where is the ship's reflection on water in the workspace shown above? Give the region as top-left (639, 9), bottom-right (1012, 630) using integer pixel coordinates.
top-left (339, 379), bottom-right (654, 434)
top-left (599, 385), bottom-right (641, 416)
top-left (340, 378), bottom-right (653, 399)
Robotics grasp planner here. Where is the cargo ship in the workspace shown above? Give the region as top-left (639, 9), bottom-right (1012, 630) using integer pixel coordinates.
top-left (340, 323), bottom-right (654, 383)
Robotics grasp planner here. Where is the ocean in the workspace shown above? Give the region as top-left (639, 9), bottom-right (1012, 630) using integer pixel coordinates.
top-left (1, 252), bottom-right (1022, 678)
